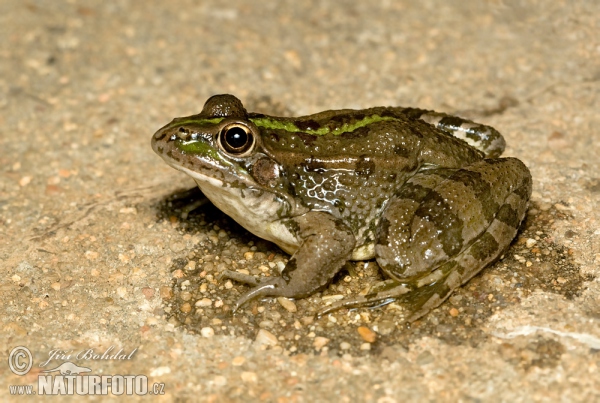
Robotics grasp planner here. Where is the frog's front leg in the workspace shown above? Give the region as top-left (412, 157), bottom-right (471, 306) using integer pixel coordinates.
top-left (320, 158), bottom-right (532, 321)
top-left (221, 211), bottom-right (355, 311)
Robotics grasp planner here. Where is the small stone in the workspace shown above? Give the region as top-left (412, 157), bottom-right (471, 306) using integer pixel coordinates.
top-left (360, 343), bottom-right (371, 351)
top-left (180, 303), bottom-right (192, 313)
top-left (241, 371), bottom-right (257, 383)
top-left (50, 282), bottom-right (61, 291)
top-left (201, 327), bottom-right (214, 338)
top-left (449, 294), bottom-right (463, 305)
top-left (526, 238), bottom-right (537, 248)
top-left (180, 292), bottom-right (192, 301)
top-left (142, 287), bottom-right (155, 299)
top-left (19, 176), bottom-right (32, 186)
top-left (357, 326), bottom-right (376, 343)
top-left (232, 356), bottom-right (246, 366)
top-left (255, 329), bottom-right (278, 346)
top-left (244, 251), bottom-right (255, 260)
top-left (160, 287), bottom-right (173, 299)
top-left (116, 287), bottom-right (127, 298)
top-left (277, 297), bottom-right (297, 312)
top-left (313, 337), bottom-right (330, 351)
top-left (340, 342), bottom-right (351, 350)
top-left (195, 298), bottom-right (212, 307)
top-left (449, 308), bottom-right (459, 317)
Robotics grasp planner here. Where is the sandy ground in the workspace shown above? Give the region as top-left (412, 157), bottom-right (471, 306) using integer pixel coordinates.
top-left (1, 1), bottom-right (599, 401)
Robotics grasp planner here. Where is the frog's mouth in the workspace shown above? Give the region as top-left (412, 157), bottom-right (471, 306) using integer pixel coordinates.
top-left (151, 129), bottom-right (261, 191)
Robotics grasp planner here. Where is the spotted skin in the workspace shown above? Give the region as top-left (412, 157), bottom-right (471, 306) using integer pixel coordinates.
top-left (151, 94), bottom-right (532, 321)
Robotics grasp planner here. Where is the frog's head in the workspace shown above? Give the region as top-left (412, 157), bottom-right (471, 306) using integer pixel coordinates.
top-left (152, 95), bottom-right (302, 250)
top-left (152, 94), bottom-right (284, 191)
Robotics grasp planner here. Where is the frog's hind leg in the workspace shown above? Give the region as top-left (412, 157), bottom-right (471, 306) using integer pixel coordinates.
top-left (404, 108), bottom-right (506, 158)
top-left (320, 158), bottom-right (532, 321)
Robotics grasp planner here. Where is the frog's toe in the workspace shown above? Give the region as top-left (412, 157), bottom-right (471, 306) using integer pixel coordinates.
top-left (317, 281), bottom-right (412, 318)
top-left (230, 277), bottom-right (288, 312)
top-left (219, 269), bottom-right (262, 287)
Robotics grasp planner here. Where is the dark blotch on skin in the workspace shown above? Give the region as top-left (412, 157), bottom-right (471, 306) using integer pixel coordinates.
top-left (269, 132), bottom-right (280, 143)
top-left (393, 145), bottom-right (411, 158)
top-left (379, 109), bottom-right (396, 118)
top-left (281, 258), bottom-right (298, 283)
top-left (448, 169), bottom-right (498, 222)
top-left (514, 177), bottom-right (533, 200)
top-left (355, 156), bottom-right (375, 177)
top-left (295, 119), bottom-right (321, 131)
top-left (376, 217), bottom-right (391, 245)
top-left (402, 107), bottom-right (429, 120)
top-left (496, 203), bottom-right (521, 228)
top-left (340, 125), bottom-right (370, 139)
top-left (296, 131), bottom-right (317, 147)
top-left (154, 131), bottom-right (168, 141)
top-left (470, 232), bottom-right (499, 261)
top-left (438, 116), bottom-right (464, 131)
top-left (394, 182), bottom-right (430, 201)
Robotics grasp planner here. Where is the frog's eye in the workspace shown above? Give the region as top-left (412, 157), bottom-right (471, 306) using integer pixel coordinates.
top-left (218, 124), bottom-right (255, 157)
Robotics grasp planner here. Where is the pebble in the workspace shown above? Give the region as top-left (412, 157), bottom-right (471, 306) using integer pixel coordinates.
top-left (241, 371), bottom-right (258, 383)
top-left (160, 287), bottom-right (173, 299)
top-left (340, 342), bottom-right (351, 350)
top-left (195, 298), bottom-right (212, 307)
top-left (313, 337), bottom-right (330, 351)
top-left (277, 297), bottom-right (297, 312)
top-left (200, 327), bottom-right (214, 338)
top-left (255, 329), bottom-right (278, 346)
top-left (526, 238), bottom-right (537, 248)
top-left (232, 356), bottom-right (246, 366)
top-left (357, 326), bottom-right (377, 343)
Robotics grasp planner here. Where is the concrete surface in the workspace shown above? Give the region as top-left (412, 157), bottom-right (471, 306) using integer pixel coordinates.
top-left (1, 1), bottom-right (599, 401)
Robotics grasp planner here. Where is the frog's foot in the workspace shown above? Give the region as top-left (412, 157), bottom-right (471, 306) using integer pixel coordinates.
top-left (221, 211), bottom-right (356, 312)
top-left (220, 270), bottom-right (288, 312)
top-left (317, 262), bottom-right (462, 321)
top-left (317, 280), bottom-right (412, 317)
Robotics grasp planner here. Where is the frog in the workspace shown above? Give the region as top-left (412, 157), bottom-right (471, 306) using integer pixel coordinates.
top-left (151, 94), bottom-right (532, 321)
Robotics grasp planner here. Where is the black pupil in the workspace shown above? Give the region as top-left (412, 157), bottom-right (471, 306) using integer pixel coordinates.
top-left (225, 127), bottom-right (248, 149)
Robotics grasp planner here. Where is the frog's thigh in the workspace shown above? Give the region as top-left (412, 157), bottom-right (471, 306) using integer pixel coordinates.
top-left (373, 158), bottom-right (531, 319)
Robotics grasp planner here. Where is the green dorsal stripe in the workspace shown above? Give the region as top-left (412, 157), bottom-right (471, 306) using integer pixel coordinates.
top-left (250, 115), bottom-right (398, 136)
top-left (167, 115), bottom-right (400, 136)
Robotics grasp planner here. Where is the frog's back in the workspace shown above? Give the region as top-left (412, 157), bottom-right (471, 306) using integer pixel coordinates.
top-left (249, 107), bottom-right (486, 250)
top-left (251, 106), bottom-right (485, 171)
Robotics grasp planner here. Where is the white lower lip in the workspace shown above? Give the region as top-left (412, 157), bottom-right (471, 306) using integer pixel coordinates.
top-left (168, 163), bottom-right (226, 188)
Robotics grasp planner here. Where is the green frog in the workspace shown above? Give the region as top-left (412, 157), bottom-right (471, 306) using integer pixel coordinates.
top-left (152, 94), bottom-right (531, 321)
